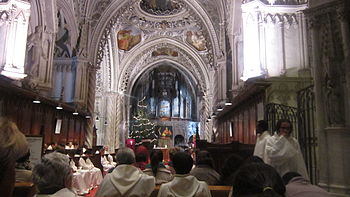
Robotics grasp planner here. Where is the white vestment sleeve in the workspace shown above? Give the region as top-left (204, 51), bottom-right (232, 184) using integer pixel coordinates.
top-left (265, 135), bottom-right (298, 166)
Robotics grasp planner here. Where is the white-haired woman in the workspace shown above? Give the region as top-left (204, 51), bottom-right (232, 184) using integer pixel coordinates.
top-left (32, 152), bottom-right (79, 196)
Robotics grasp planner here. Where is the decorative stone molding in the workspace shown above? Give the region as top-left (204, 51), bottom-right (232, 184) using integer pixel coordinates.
top-left (243, 0), bottom-right (308, 5)
top-left (0, 0), bottom-right (31, 80)
top-left (265, 77), bottom-right (312, 107)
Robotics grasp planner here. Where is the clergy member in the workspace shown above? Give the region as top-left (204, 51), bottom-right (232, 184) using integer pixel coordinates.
top-left (253, 120), bottom-right (271, 163)
top-left (265, 119), bottom-right (309, 180)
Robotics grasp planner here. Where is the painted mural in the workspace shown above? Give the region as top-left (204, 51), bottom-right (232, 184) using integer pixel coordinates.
top-left (156, 126), bottom-right (173, 138)
top-left (117, 28), bottom-right (141, 51)
top-left (152, 47), bottom-right (178, 57)
top-left (186, 31), bottom-right (207, 51)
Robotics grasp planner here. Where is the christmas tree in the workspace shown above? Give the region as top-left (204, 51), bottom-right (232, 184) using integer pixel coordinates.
top-left (130, 97), bottom-right (158, 145)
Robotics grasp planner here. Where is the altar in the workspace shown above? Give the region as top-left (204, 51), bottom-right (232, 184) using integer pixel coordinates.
top-left (158, 136), bottom-right (172, 148)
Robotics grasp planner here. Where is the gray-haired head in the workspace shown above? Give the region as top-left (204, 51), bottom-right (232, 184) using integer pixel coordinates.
top-left (32, 152), bottom-right (72, 194)
top-left (116, 147), bottom-right (135, 165)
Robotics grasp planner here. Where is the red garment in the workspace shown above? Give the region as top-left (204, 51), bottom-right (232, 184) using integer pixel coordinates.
top-left (134, 161), bottom-right (147, 170)
top-left (135, 145), bottom-right (149, 161)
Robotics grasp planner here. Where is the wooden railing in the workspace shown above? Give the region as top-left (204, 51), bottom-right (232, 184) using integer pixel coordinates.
top-left (14, 182), bottom-right (232, 197)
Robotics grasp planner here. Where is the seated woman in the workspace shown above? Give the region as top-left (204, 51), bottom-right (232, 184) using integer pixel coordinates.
top-left (134, 151), bottom-right (148, 170)
top-left (134, 145), bottom-right (149, 170)
top-left (232, 162), bottom-right (286, 197)
top-left (166, 147), bottom-right (181, 174)
top-left (32, 152), bottom-right (79, 196)
top-left (190, 150), bottom-right (221, 185)
top-left (143, 149), bottom-right (173, 184)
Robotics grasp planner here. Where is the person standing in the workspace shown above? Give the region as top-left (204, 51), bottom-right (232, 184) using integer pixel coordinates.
top-left (253, 120), bottom-right (271, 163)
top-left (265, 119), bottom-right (309, 180)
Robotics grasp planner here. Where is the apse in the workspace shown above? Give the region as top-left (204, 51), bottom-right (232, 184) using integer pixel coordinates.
top-left (129, 64), bottom-right (199, 142)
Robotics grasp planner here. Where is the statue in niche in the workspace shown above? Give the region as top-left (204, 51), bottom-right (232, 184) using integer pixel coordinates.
top-left (26, 25), bottom-right (47, 77)
top-left (117, 28), bottom-right (141, 51)
top-left (186, 31), bottom-right (207, 51)
top-left (55, 11), bottom-right (72, 57)
top-left (325, 75), bottom-right (345, 126)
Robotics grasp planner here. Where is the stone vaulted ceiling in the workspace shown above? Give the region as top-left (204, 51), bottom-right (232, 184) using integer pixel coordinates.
top-left (88, 0), bottom-right (225, 98)
top-left (88, 0), bottom-right (224, 67)
top-left (87, 0), bottom-right (226, 141)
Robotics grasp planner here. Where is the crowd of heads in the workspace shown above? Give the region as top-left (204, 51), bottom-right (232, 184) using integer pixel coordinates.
top-left (0, 117), bottom-right (323, 197)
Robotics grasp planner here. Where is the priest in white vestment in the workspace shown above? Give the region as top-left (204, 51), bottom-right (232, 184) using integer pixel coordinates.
top-left (253, 120), bottom-right (271, 163)
top-left (96, 147), bottom-right (155, 197)
top-left (265, 119), bottom-right (309, 180)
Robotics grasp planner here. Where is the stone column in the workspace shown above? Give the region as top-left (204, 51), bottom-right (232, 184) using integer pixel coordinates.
top-left (308, 15), bottom-right (329, 189)
top-left (241, 8), bottom-right (262, 80)
top-left (116, 93), bottom-right (126, 148)
top-left (74, 59), bottom-right (89, 104)
top-left (337, 6), bottom-right (350, 124)
top-left (321, 4), bottom-right (350, 196)
top-left (106, 93), bottom-right (118, 152)
top-left (85, 63), bottom-right (97, 148)
top-left (63, 61), bottom-right (75, 103)
top-left (52, 64), bottom-right (63, 100)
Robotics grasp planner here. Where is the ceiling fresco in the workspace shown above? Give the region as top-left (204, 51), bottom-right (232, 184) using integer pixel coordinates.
top-left (139, 0), bottom-right (184, 15)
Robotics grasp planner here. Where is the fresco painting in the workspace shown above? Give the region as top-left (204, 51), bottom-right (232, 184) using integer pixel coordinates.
top-left (186, 31), bottom-right (207, 51)
top-left (152, 47), bottom-right (178, 57)
top-left (117, 28), bottom-right (141, 51)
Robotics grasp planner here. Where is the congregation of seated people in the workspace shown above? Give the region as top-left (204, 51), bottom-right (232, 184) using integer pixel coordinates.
top-left (1, 117), bottom-right (332, 197)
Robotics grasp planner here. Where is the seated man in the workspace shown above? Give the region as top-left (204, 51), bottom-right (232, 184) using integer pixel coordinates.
top-left (100, 148), bottom-right (116, 174)
top-left (190, 150), bottom-right (221, 185)
top-left (96, 147), bottom-right (155, 197)
top-left (157, 151), bottom-right (212, 197)
top-left (32, 152), bottom-right (79, 196)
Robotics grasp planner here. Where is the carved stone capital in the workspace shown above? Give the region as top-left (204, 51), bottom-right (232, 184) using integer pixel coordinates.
top-left (306, 16), bottom-right (321, 30)
top-left (336, 5), bottom-right (347, 21)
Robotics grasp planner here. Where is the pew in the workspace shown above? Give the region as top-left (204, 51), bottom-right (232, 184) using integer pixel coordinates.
top-left (13, 181), bottom-right (36, 197)
top-left (196, 140), bottom-right (254, 173)
top-left (150, 185), bottom-right (232, 197)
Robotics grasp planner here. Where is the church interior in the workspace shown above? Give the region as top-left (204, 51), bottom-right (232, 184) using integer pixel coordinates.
top-left (0, 0), bottom-right (350, 196)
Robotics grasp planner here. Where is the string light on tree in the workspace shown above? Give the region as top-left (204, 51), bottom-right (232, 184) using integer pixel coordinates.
top-left (130, 96), bottom-right (159, 145)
